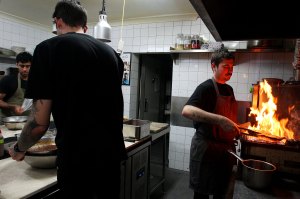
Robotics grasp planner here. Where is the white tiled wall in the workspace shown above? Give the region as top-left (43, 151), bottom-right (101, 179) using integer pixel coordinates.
top-left (0, 13), bottom-right (54, 73)
top-left (0, 13), bottom-right (53, 54)
top-left (1, 13), bottom-right (295, 172)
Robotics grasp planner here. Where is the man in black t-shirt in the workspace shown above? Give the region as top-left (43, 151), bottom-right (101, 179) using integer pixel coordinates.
top-left (0, 51), bottom-right (32, 118)
top-left (182, 48), bottom-right (240, 199)
top-left (9, 1), bottom-right (126, 199)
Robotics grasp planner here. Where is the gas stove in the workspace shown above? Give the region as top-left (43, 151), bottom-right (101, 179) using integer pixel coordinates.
top-left (240, 134), bottom-right (300, 175)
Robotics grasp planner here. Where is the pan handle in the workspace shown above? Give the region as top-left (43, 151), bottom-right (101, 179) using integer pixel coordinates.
top-left (227, 149), bottom-right (244, 162)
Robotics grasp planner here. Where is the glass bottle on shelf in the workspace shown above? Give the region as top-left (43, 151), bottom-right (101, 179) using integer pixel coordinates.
top-left (175, 33), bottom-right (184, 50)
top-left (191, 34), bottom-right (200, 49)
top-left (183, 35), bottom-right (191, 50)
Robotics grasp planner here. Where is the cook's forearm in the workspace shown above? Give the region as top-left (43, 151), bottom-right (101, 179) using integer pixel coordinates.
top-left (0, 100), bottom-right (15, 110)
top-left (182, 105), bottom-right (224, 125)
top-left (17, 111), bottom-right (49, 151)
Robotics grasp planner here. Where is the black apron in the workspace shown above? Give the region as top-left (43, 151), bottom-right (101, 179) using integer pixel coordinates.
top-left (189, 78), bottom-right (237, 195)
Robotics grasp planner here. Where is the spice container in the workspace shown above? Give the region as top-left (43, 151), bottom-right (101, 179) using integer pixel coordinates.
top-left (191, 35), bottom-right (201, 49)
top-left (183, 35), bottom-right (191, 50)
top-left (175, 34), bottom-right (184, 50)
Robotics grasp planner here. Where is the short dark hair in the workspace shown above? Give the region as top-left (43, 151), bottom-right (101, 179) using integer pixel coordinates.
top-left (16, 51), bottom-right (33, 63)
top-left (52, 0), bottom-right (87, 28)
top-left (211, 47), bottom-right (235, 66)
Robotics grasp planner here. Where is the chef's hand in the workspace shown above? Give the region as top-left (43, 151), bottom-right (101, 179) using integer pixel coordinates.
top-left (8, 144), bottom-right (26, 161)
top-left (218, 116), bottom-right (240, 135)
top-left (13, 105), bottom-right (24, 115)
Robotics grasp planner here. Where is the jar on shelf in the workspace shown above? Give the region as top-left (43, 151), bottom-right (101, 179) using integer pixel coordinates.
top-left (191, 34), bottom-right (200, 49)
top-left (183, 35), bottom-right (191, 50)
top-left (175, 33), bottom-right (184, 50)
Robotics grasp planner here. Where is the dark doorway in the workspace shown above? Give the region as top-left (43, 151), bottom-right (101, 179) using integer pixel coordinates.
top-left (139, 54), bottom-right (173, 123)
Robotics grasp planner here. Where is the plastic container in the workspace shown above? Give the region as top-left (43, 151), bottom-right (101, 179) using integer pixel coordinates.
top-left (123, 119), bottom-right (150, 139)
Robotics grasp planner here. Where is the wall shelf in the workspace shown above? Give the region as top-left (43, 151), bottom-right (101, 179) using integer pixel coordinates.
top-left (170, 47), bottom-right (294, 64)
top-left (170, 49), bottom-right (217, 64)
top-left (170, 49), bottom-right (215, 53)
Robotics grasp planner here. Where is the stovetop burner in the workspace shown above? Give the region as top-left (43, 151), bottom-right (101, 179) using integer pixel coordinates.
top-left (283, 80), bottom-right (300, 85)
top-left (240, 134), bottom-right (300, 151)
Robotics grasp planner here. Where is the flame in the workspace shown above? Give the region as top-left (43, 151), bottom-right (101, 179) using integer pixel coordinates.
top-left (249, 79), bottom-right (295, 140)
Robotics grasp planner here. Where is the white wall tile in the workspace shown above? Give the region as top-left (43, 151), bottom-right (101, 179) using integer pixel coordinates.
top-left (175, 152), bottom-right (184, 161)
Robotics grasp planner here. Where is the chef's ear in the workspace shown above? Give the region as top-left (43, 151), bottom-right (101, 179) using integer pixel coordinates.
top-left (56, 18), bottom-right (63, 30)
top-left (211, 63), bottom-right (216, 72)
top-left (83, 25), bottom-right (88, 33)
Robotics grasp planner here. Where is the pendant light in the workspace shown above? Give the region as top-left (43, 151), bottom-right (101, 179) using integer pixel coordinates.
top-left (94, 0), bottom-right (111, 42)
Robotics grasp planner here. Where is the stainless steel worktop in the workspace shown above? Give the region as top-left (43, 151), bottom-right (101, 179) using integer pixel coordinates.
top-left (0, 158), bottom-right (57, 199)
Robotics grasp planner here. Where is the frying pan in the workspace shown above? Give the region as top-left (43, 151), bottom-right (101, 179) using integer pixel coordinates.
top-left (238, 125), bottom-right (285, 140)
top-left (228, 150), bottom-right (276, 189)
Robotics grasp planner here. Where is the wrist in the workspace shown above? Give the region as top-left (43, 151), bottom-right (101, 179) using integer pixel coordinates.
top-left (14, 142), bottom-right (26, 153)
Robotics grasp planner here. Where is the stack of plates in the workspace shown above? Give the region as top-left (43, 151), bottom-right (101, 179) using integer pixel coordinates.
top-left (0, 47), bottom-right (16, 57)
top-left (11, 46), bottom-right (26, 54)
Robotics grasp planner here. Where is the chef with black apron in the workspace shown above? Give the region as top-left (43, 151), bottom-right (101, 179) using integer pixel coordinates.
top-left (182, 47), bottom-right (240, 199)
top-left (0, 51), bottom-right (32, 120)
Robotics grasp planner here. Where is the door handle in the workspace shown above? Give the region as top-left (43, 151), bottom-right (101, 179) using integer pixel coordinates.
top-left (144, 98), bottom-right (148, 112)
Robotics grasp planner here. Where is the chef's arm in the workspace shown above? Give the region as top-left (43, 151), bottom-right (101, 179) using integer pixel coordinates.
top-left (16, 99), bottom-right (52, 152)
top-left (0, 92), bottom-right (21, 113)
top-left (182, 105), bottom-right (239, 132)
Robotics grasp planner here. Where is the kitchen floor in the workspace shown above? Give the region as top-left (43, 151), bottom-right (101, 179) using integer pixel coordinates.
top-left (150, 167), bottom-right (193, 199)
top-left (151, 167), bottom-right (300, 199)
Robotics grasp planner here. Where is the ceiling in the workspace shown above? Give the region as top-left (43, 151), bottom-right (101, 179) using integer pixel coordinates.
top-left (0, 0), bottom-right (197, 28)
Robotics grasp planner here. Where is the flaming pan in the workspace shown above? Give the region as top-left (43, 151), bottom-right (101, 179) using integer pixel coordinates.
top-left (238, 122), bottom-right (285, 141)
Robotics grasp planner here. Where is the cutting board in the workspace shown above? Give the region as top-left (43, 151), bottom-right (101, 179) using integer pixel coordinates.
top-left (150, 122), bottom-right (169, 133)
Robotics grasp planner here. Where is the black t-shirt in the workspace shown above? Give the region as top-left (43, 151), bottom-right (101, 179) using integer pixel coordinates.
top-left (185, 79), bottom-right (234, 133)
top-left (26, 33), bottom-right (127, 165)
top-left (0, 74), bottom-right (27, 101)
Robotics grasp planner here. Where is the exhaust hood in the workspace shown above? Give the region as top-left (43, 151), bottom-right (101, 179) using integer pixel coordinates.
top-left (189, 0), bottom-right (300, 41)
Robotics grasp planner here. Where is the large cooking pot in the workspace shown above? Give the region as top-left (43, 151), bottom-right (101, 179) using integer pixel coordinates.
top-left (25, 137), bottom-right (57, 169)
top-left (228, 150), bottom-right (276, 189)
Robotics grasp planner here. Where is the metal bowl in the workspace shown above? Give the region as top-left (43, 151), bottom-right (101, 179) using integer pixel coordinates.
top-left (25, 137), bottom-right (57, 169)
top-left (24, 154), bottom-right (57, 169)
top-left (0, 47), bottom-right (16, 57)
top-left (27, 137), bottom-right (57, 155)
top-left (2, 116), bottom-right (28, 130)
top-left (2, 116), bottom-right (28, 123)
top-left (11, 46), bottom-right (26, 54)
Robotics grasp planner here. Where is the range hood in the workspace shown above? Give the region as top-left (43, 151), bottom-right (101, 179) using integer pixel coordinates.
top-left (189, 0), bottom-right (300, 41)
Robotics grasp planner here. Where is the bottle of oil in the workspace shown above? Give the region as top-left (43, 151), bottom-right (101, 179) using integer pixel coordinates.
top-left (0, 130), bottom-right (4, 157)
top-left (175, 33), bottom-right (184, 50)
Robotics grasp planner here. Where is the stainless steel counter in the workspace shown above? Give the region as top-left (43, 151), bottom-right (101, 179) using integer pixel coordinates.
top-left (0, 124), bottom-right (152, 199)
top-left (0, 158), bottom-right (57, 199)
top-left (149, 124), bottom-right (170, 195)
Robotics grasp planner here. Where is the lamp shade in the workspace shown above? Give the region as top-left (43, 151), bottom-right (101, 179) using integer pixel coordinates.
top-left (94, 14), bottom-right (111, 42)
